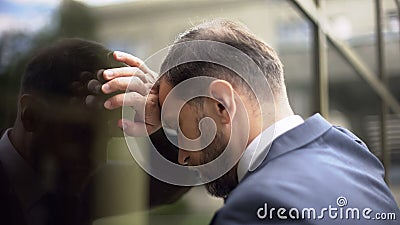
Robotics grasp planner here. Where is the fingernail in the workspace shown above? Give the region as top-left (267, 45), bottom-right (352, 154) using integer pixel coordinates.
top-left (104, 70), bottom-right (113, 78)
top-left (104, 100), bottom-right (111, 109)
top-left (96, 69), bottom-right (105, 82)
top-left (114, 51), bottom-right (123, 58)
top-left (102, 83), bottom-right (110, 92)
top-left (85, 95), bottom-right (95, 106)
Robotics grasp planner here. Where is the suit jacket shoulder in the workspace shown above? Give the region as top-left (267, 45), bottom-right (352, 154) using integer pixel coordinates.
top-left (211, 114), bottom-right (399, 225)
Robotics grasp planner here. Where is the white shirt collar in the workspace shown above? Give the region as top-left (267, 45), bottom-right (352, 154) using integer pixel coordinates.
top-left (237, 115), bottom-right (304, 182)
top-left (0, 128), bottom-right (46, 211)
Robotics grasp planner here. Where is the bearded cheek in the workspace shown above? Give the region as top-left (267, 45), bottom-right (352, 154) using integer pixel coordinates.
top-left (201, 135), bottom-right (225, 164)
top-left (206, 172), bottom-right (237, 198)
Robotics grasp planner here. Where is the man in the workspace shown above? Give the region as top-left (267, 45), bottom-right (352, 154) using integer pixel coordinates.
top-left (103, 20), bottom-right (399, 224)
top-left (0, 38), bottom-right (189, 225)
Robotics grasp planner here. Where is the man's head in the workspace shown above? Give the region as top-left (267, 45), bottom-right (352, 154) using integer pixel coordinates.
top-left (158, 19), bottom-right (292, 197)
top-left (13, 38), bottom-right (124, 192)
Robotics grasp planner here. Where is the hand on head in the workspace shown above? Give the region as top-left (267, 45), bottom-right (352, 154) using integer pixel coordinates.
top-left (96, 51), bottom-right (161, 136)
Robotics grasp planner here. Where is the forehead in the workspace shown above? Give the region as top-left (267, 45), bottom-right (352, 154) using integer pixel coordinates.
top-left (158, 79), bottom-right (174, 107)
top-left (158, 79), bottom-right (199, 126)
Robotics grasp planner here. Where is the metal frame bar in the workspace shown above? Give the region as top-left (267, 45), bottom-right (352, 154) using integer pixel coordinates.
top-left (291, 0), bottom-right (400, 115)
top-left (394, 0), bottom-right (400, 54)
top-left (312, 0), bottom-right (329, 119)
top-left (375, 0), bottom-right (390, 184)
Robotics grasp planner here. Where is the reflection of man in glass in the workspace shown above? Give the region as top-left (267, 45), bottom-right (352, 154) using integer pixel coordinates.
top-left (0, 38), bottom-right (188, 225)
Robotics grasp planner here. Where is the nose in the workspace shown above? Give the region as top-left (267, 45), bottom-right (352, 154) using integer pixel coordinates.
top-left (178, 149), bottom-right (190, 165)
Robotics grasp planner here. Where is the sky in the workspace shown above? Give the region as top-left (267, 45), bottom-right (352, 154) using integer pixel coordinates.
top-left (0, 0), bottom-right (137, 35)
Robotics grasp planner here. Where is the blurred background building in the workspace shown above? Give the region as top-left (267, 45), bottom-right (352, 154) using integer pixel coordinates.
top-left (1, 0), bottom-right (399, 224)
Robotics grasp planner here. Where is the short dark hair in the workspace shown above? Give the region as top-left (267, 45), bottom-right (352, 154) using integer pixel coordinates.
top-left (160, 19), bottom-right (285, 102)
top-left (21, 38), bottom-right (124, 100)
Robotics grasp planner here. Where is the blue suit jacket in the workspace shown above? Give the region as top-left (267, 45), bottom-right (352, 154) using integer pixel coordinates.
top-left (210, 114), bottom-right (399, 224)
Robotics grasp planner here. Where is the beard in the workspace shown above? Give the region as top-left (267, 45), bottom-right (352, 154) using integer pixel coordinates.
top-left (200, 131), bottom-right (239, 198)
top-left (204, 165), bottom-right (238, 198)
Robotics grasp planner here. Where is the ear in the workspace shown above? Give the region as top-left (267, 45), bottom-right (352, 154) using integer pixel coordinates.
top-left (208, 80), bottom-right (236, 124)
top-left (19, 94), bottom-right (42, 132)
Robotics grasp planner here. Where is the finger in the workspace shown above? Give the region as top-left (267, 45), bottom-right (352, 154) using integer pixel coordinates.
top-left (108, 70), bottom-right (151, 84)
top-left (146, 92), bottom-right (160, 110)
top-left (104, 92), bottom-right (146, 110)
top-left (119, 119), bottom-right (159, 137)
top-left (113, 51), bottom-right (145, 69)
top-left (102, 76), bottom-right (148, 96)
top-left (103, 66), bottom-right (146, 81)
top-left (113, 51), bottom-right (153, 74)
top-left (146, 71), bottom-right (158, 83)
top-left (118, 119), bottom-right (149, 137)
top-left (85, 95), bottom-right (104, 109)
top-left (87, 79), bottom-right (102, 94)
top-left (144, 95), bottom-right (161, 125)
top-left (96, 69), bottom-right (106, 83)
top-left (149, 82), bottom-right (159, 94)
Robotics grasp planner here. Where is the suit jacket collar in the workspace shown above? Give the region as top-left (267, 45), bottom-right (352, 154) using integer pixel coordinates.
top-left (237, 115), bottom-right (304, 182)
top-left (266, 113), bottom-right (332, 162)
top-left (240, 113), bottom-right (332, 182)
